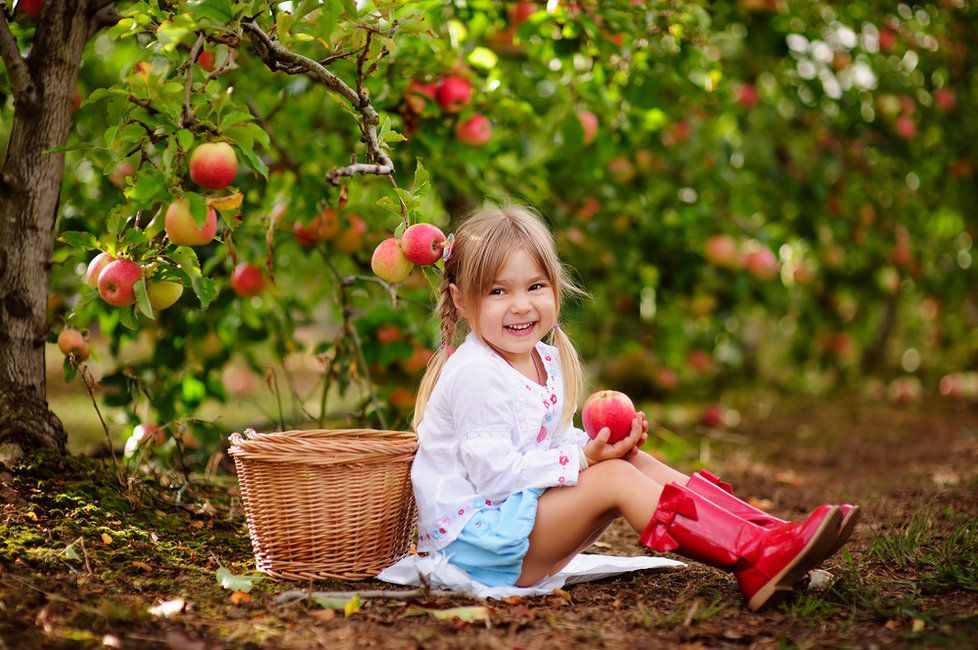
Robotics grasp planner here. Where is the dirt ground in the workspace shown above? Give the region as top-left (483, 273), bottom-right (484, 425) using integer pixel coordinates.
top-left (2, 395), bottom-right (978, 649)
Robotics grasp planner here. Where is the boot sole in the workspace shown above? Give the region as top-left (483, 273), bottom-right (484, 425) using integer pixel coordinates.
top-left (824, 505), bottom-right (861, 559)
top-left (746, 507), bottom-right (843, 612)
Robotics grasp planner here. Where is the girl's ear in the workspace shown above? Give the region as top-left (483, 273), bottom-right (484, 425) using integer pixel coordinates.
top-left (449, 283), bottom-right (468, 319)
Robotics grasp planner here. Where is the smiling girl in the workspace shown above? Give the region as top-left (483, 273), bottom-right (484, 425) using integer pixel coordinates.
top-left (410, 203), bottom-right (857, 610)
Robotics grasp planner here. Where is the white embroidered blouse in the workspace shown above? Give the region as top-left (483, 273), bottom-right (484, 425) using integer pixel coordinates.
top-left (411, 331), bottom-right (590, 552)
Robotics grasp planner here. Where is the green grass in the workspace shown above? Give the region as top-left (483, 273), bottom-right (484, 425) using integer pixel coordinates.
top-left (869, 505), bottom-right (978, 593)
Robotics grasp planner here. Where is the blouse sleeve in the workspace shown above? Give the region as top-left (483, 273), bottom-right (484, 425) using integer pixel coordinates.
top-left (450, 362), bottom-right (580, 502)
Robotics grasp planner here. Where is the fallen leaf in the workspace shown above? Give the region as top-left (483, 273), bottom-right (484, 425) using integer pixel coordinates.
top-left (499, 596), bottom-right (523, 605)
top-left (430, 606), bottom-right (488, 622)
top-left (190, 520), bottom-right (204, 529)
top-left (552, 589), bottom-right (572, 601)
top-left (26, 511), bottom-right (37, 521)
top-left (746, 497), bottom-right (774, 510)
top-left (310, 608), bottom-right (336, 622)
top-left (930, 468), bottom-right (960, 487)
top-left (884, 619), bottom-right (901, 631)
top-left (101, 633), bottom-right (123, 648)
top-left (511, 605), bottom-right (536, 619)
top-left (344, 594), bottom-right (362, 617)
top-left (774, 471), bottom-right (803, 487)
top-left (229, 591), bottom-right (251, 605)
top-left (590, 541), bottom-right (611, 549)
top-left (215, 567), bottom-right (263, 593)
top-left (63, 544), bottom-right (80, 561)
top-left (148, 598), bottom-right (187, 618)
top-left (912, 618), bottom-right (925, 633)
top-left (101, 533), bottom-right (113, 545)
top-left (132, 561), bottom-right (153, 573)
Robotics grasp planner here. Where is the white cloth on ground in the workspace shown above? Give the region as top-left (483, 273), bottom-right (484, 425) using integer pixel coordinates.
top-left (377, 553), bottom-right (686, 600)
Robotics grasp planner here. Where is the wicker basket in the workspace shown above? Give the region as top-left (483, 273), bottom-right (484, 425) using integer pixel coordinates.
top-left (228, 428), bottom-right (418, 581)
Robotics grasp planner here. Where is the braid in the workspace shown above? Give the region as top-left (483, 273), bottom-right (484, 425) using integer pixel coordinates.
top-left (413, 277), bottom-right (461, 430)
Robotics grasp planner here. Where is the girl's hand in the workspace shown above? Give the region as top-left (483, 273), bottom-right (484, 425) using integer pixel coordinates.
top-left (624, 411), bottom-right (650, 459)
top-left (584, 412), bottom-right (646, 465)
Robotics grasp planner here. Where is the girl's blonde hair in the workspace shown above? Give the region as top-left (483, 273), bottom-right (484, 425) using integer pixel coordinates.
top-left (413, 203), bottom-right (588, 434)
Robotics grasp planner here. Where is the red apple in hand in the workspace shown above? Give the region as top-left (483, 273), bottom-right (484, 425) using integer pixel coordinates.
top-left (456, 114), bottom-right (492, 146)
top-left (231, 262), bottom-right (265, 297)
top-left (189, 142), bottom-right (238, 189)
top-left (98, 259), bottom-right (142, 307)
top-left (401, 223), bottom-right (446, 265)
top-left (371, 238), bottom-right (414, 283)
top-left (435, 75), bottom-right (472, 113)
top-left (165, 199), bottom-right (218, 246)
top-left (582, 390), bottom-right (637, 444)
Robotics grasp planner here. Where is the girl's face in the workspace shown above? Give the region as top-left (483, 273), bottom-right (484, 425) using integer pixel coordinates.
top-left (452, 247), bottom-right (557, 365)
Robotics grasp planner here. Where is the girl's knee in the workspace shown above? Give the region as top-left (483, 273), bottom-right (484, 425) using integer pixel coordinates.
top-left (586, 458), bottom-right (644, 482)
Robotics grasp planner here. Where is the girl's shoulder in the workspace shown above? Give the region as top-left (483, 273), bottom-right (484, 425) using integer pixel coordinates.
top-left (440, 335), bottom-right (507, 385)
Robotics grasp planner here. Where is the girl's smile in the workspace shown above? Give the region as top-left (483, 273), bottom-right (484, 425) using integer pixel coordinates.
top-left (452, 247), bottom-right (557, 370)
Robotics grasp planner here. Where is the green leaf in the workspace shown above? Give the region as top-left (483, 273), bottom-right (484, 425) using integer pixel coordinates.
top-left (214, 567), bottom-right (263, 593)
top-left (177, 129), bottom-right (194, 152)
top-left (412, 158), bottom-right (429, 194)
top-left (185, 192), bottom-right (209, 227)
top-left (467, 46), bottom-right (498, 70)
top-left (169, 247), bottom-right (218, 309)
top-left (59, 231), bottom-right (100, 250)
top-left (134, 277), bottom-right (155, 319)
top-left (382, 130), bottom-right (406, 144)
top-left (237, 145), bottom-right (268, 180)
top-left (119, 307), bottom-right (139, 330)
top-left (377, 195), bottom-right (402, 216)
top-left (221, 111), bottom-right (254, 129)
top-left (339, 0), bottom-right (358, 19)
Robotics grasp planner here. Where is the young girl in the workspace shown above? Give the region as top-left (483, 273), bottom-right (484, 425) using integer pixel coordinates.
top-left (410, 204), bottom-right (859, 611)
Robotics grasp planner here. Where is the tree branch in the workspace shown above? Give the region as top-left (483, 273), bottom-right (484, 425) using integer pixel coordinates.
top-left (0, 7), bottom-right (32, 102)
top-left (182, 33), bottom-right (205, 129)
top-left (88, 3), bottom-right (122, 39)
top-left (241, 19), bottom-right (394, 185)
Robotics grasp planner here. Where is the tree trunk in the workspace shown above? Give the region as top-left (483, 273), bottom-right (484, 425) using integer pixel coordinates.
top-left (0, 2), bottom-right (105, 461)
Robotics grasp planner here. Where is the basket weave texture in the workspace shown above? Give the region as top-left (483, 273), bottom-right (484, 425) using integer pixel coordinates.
top-left (228, 428), bottom-right (418, 581)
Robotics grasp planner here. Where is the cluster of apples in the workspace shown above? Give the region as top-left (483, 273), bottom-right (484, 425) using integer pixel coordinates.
top-left (704, 235), bottom-right (781, 282)
top-left (83, 140), bottom-right (255, 311)
top-left (370, 223), bottom-right (447, 283)
top-left (405, 73), bottom-right (492, 147)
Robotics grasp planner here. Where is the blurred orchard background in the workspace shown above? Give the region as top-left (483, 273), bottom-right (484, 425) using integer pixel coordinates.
top-left (5, 0), bottom-right (976, 478)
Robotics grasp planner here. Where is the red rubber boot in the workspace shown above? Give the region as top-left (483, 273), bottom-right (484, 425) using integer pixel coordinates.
top-left (687, 470), bottom-right (860, 559)
top-left (640, 482), bottom-right (841, 611)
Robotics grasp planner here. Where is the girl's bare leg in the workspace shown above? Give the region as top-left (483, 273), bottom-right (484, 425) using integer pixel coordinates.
top-left (516, 459), bottom-right (664, 586)
top-left (627, 449), bottom-right (689, 486)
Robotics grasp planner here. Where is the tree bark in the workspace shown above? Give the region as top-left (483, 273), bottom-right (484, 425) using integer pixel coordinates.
top-left (0, 1), bottom-right (109, 460)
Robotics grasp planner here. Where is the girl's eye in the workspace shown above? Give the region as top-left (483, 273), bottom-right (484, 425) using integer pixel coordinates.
top-left (529, 283), bottom-right (545, 291)
top-left (489, 288), bottom-right (504, 296)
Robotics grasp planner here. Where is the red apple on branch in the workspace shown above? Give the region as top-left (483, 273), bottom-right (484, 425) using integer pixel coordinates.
top-left (582, 389), bottom-right (637, 444)
top-left (705, 235), bottom-right (741, 269)
top-left (577, 110), bottom-right (598, 145)
top-left (57, 328), bottom-right (89, 361)
top-left (744, 247), bottom-right (779, 280)
top-left (401, 223), bottom-right (446, 265)
top-left (435, 75), bottom-right (472, 113)
top-left (333, 213), bottom-right (367, 252)
top-left (456, 114), bottom-right (492, 146)
top-left (97, 259), bottom-right (142, 307)
top-left (189, 142), bottom-right (238, 189)
top-left (165, 199), bottom-right (218, 246)
top-left (405, 79), bottom-right (437, 113)
top-left (231, 263), bottom-right (265, 297)
top-left (197, 49), bottom-right (216, 72)
top-left (86, 252), bottom-right (115, 289)
top-left (371, 238), bottom-right (414, 283)
top-left (19, 0), bottom-right (43, 18)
